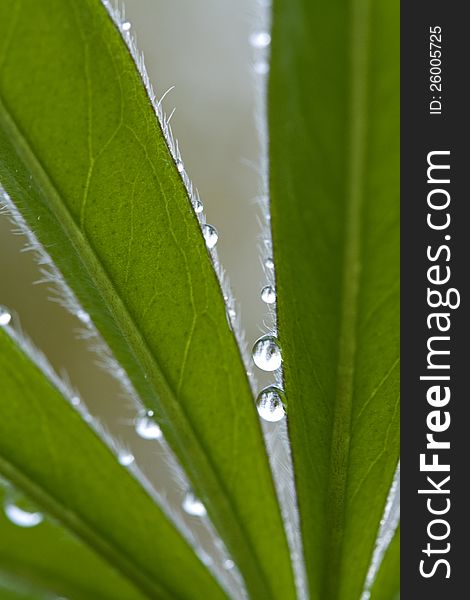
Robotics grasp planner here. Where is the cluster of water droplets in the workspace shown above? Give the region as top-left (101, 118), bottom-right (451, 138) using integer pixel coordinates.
top-left (252, 251), bottom-right (286, 422)
top-left (131, 403), bottom-right (209, 521)
top-left (250, 29), bottom-right (271, 78)
top-left (252, 334), bottom-right (286, 423)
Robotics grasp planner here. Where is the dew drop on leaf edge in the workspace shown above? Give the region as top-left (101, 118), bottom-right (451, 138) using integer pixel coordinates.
top-left (252, 335), bottom-right (282, 372)
top-left (202, 224), bottom-right (218, 249)
top-left (261, 285), bottom-right (276, 304)
top-left (249, 31), bottom-right (271, 48)
top-left (193, 198), bottom-right (204, 213)
top-left (135, 411), bottom-right (162, 440)
top-left (118, 452), bottom-right (135, 466)
top-left (256, 386), bottom-right (286, 422)
top-left (4, 499), bottom-right (44, 528)
top-left (76, 309), bottom-right (91, 324)
top-left (265, 257), bottom-right (274, 270)
top-left (70, 395), bottom-right (81, 407)
top-left (0, 309), bottom-right (12, 326)
top-left (182, 491), bottom-right (206, 517)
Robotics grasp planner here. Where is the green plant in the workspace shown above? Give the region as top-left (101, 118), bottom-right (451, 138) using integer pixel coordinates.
top-left (0, 1), bottom-right (399, 599)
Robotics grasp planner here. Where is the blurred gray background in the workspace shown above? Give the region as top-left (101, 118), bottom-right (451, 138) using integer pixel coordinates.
top-left (0, 0), bottom-right (266, 422)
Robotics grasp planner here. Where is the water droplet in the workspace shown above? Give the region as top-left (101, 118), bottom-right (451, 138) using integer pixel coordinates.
top-left (135, 411), bottom-right (162, 440)
top-left (76, 309), bottom-right (91, 324)
top-left (118, 452), bottom-right (135, 466)
top-left (223, 559), bottom-right (235, 570)
top-left (256, 386), bottom-right (286, 422)
top-left (252, 335), bottom-right (282, 371)
top-left (261, 285), bottom-right (276, 304)
top-left (122, 21), bottom-right (131, 31)
top-left (182, 491), bottom-right (206, 517)
top-left (193, 198), bottom-right (204, 213)
top-left (4, 499), bottom-right (43, 528)
top-left (202, 224), bottom-right (218, 249)
top-left (176, 160), bottom-right (184, 173)
top-left (265, 257), bottom-right (274, 270)
top-left (0, 309), bottom-right (12, 326)
top-left (70, 396), bottom-right (81, 407)
top-left (254, 61), bottom-right (269, 75)
top-left (250, 31), bottom-right (271, 48)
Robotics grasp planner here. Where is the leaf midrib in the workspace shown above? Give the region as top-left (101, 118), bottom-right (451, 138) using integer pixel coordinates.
top-left (323, 0), bottom-right (371, 597)
top-left (0, 91), bottom-right (275, 599)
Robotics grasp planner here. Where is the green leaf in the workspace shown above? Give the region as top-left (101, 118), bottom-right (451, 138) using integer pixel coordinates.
top-left (269, 0), bottom-right (399, 598)
top-left (0, 1), bottom-right (295, 598)
top-left (0, 578), bottom-right (43, 600)
top-left (370, 526), bottom-right (400, 600)
top-left (0, 573), bottom-right (46, 600)
top-left (0, 484), bottom-right (147, 600)
top-left (0, 482), bottom-right (151, 600)
top-left (0, 325), bottom-right (225, 600)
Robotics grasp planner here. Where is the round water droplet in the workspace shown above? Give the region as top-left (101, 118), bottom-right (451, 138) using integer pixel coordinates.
top-left (0, 309), bottom-right (12, 326)
top-left (122, 21), bottom-right (131, 31)
top-left (193, 198), bottom-right (204, 213)
top-left (4, 499), bottom-right (43, 528)
top-left (176, 160), bottom-right (184, 173)
top-left (252, 335), bottom-right (282, 371)
top-left (254, 61), bottom-right (269, 75)
top-left (256, 386), bottom-right (286, 422)
top-left (223, 559), bottom-right (235, 570)
top-left (76, 309), bottom-right (91, 324)
top-left (182, 491), bottom-right (206, 517)
top-left (261, 285), bottom-right (276, 304)
top-left (202, 224), bottom-right (218, 249)
top-left (70, 395), bottom-right (81, 407)
top-left (118, 452), bottom-right (135, 466)
top-left (265, 257), bottom-right (274, 270)
top-left (135, 411), bottom-right (162, 440)
top-left (250, 31), bottom-right (271, 48)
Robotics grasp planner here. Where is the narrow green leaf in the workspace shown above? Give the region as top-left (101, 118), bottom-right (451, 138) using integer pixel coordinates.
top-left (0, 325), bottom-right (226, 600)
top-left (269, 0), bottom-right (399, 598)
top-left (0, 1), bottom-right (296, 598)
top-left (370, 526), bottom-right (400, 600)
